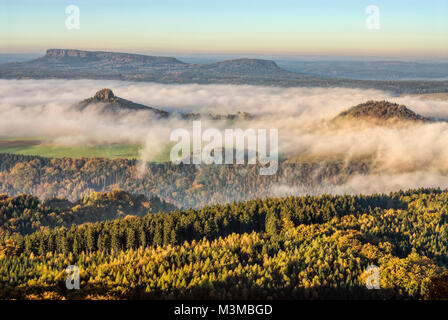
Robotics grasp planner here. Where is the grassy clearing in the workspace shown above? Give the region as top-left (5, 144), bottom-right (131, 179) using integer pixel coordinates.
top-left (0, 139), bottom-right (141, 159)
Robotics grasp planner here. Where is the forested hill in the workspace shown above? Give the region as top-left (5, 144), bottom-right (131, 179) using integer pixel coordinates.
top-left (1, 188), bottom-right (448, 299)
top-left (0, 190), bottom-right (176, 236)
top-left (0, 153), bottom-right (372, 208)
top-left (335, 100), bottom-right (429, 123)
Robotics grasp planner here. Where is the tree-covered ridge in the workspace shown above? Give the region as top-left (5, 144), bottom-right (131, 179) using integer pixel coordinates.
top-left (1, 188), bottom-right (448, 299)
top-left (335, 100), bottom-right (429, 123)
top-left (10, 192), bottom-right (405, 255)
top-left (0, 190), bottom-right (176, 236)
top-left (0, 153), bottom-right (370, 207)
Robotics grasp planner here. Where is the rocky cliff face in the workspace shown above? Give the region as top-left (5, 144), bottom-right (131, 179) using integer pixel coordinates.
top-left (45, 49), bottom-right (90, 57)
top-left (93, 88), bottom-right (117, 102)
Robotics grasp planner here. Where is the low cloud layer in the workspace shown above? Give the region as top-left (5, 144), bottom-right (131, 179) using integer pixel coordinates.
top-left (1, 79), bottom-right (448, 196)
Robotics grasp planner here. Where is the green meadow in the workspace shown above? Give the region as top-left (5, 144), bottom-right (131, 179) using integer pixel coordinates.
top-left (0, 138), bottom-right (141, 159)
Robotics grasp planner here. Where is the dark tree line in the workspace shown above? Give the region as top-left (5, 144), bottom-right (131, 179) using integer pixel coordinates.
top-left (12, 192), bottom-right (406, 256)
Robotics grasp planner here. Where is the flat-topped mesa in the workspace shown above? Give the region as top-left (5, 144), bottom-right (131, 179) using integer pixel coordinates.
top-left (42, 49), bottom-right (185, 66)
top-left (94, 88), bottom-right (116, 102)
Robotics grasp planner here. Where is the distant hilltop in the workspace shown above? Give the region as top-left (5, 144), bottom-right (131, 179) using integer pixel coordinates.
top-left (1, 48), bottom-right (447, 94)
top-left (27, 49), bottom-right (289, 78)
top-left (75, 88), bottom-right (252, 120)
top-left (334, 100), bottom-right (429, 123)
top-left (75, 88), bottom-right (170, 117)
top-left (93, 88), bottom-right (116, 102)
top-left (39, 48), bottom-right (185, 66)
top-left (199, 58), bottom-right (284, 76)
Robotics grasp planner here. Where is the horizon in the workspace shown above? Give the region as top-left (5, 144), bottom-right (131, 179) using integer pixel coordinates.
top-left (1, 49), bottom-right (448, 64)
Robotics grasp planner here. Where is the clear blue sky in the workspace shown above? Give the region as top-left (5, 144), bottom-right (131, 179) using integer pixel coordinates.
top-left (1, 0), bottom-right (447, 58)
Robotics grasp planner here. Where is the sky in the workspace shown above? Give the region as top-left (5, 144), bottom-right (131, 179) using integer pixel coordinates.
top-left (1, 0), bottom-right (447, 58)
